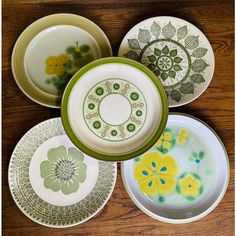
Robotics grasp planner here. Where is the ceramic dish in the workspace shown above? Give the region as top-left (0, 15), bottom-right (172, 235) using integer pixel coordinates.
top-left (118, 16), bottom-right (215, 107)
top-left (11, 13), bottom-right (112, 108)
top-left (8, 118), bottom-right (117, 228)
top-left (121, 113), bottom-right (229, 223)
top-left (61, 57), bottom-right (168, 162)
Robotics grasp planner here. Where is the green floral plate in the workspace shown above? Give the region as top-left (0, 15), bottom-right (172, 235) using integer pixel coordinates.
top-left (11, 13), bottom-right (112, 108)
top-left (8, 118), bottom-right (117, 228)
top-left (118, 16), bottom-right (215, 107)
top-left (121, 113), bottom-right (229, 223)
top-left (61, 57), bottom-right (168, 162)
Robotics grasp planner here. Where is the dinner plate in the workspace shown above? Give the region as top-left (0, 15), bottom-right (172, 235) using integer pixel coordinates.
top-left (12, 13), bottom-right (112, 108)
top-left (118, 16), bottom-right (215, 107)
top-left (61, 57), bottom-right (168, 161)
top-left (8, 118), bottom-right (117, 228)
top-left (121, 113), bottom-right (229, 223)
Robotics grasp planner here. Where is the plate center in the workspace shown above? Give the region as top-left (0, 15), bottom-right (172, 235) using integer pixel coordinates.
top-left (99, 94), bottom-right (131, 125)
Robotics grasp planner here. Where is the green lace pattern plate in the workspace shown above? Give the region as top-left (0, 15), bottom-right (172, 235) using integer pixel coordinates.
top-left (119, 17), bottom-right (215, 107)
top-left (8, 118), bottom-right (116, 227)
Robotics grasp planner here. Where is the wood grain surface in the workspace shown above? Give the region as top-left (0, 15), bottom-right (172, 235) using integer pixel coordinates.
top-left (2, 0), bottom-right (234, 235)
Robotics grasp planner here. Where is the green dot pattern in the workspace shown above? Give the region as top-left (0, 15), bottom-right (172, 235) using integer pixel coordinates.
top-left (130, 92), bottom-right (139, 101)
top-left (136, 110), bottom-right (142, 116)
top-left (127, 124), bottom-right (135, 132)
top-left (93, 121), bottom-right (101, 129)
top-left (113, 83), bottom-right (120, 90)
top-left (111, 130), bottom-right (117, 136)
top-left (88, 103), bottom-right (95, 110)
top-left (96, 87), bottom-right (104, 96)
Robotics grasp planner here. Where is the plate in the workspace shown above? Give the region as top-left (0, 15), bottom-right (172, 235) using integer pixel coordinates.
top-left (121, 113), bottom-right (229, 223)
top-left (12, 13), bottom-right (112, 108)
top-left (8, 118), bottom-right (117, 228)
top-left (61, 57), bottom-right (168, 161)
top-left (118, 16), bottom-right (215, 107)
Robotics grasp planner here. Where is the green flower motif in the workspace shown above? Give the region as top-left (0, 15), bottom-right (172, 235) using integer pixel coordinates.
top-left (40, 146), bottom-right (87, 195)
top-left (147, 45), bottom-right (183, 81)
top-left (155, 128), bottom-right (176, 154)
top-left (189, 151), bottom-right (205, 165)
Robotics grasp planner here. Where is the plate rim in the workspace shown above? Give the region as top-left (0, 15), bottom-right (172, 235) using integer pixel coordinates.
top-left (121, 112), bottom-right (230, 224)
top-left (8, 117), bottom-right (117, 228)
top-left (11, 13), bottom-right (113, 108)
top-left (118, 16), bottom-right (215, 108)
top-left (61, 57), bottom-right (168, 162)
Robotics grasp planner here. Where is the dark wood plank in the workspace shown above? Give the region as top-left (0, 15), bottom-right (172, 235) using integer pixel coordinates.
top-left (2, 0), bottom-right (234, 235)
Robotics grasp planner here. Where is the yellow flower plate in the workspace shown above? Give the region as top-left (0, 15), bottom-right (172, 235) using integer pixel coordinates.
top-left (11, 13), bottom-right (112, 108)
top-left (121, 113), bottom-right (229, 223)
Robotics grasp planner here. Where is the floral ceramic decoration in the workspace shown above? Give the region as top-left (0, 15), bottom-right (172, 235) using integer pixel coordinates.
top-left (8, 118), bottom-right (117, 227)
top-left (40, 146), bottom-right (87, 195)
top-left (133, 126), bottom-right (214, 204)
top-left (83, 78), bottom-right (147, 141)
top-left (45, 42), bottom-right (94, 95)
top-left (118, 16), bottom-right (215, 107)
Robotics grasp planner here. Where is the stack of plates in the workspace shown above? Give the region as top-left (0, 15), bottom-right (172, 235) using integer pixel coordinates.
top-left (9, 14), bottom-right (229, 227)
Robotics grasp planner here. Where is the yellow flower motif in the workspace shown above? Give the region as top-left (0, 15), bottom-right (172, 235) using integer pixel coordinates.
top-left (45, 54), bottom-right (70, 75)
top-left (178, 174), bottom-right (202, 198)
top-left (177, 129), bottom-right (189, 145)
top-left (134, 152), bottom-right (178, 196)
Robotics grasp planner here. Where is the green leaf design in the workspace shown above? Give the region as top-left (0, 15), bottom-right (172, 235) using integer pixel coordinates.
top-left (168, 70), bottom-right (176, 78)
top-left (147, 55), bottom-right (156, 62)
top-left (170, 49), bottom-right (177, 57)
top-left (176, 185), bottom-right (180, 193)
top-left (190, 74), bottom-right (205, 83)
top-left (162, 22), bottom-right (176, 39)
top-left (150, 21), bottom-right (161, 38)
top-left (173, 64), bottom-right (182, 71)
top-left (138, 29), bottom-right (151, 43)
top-left (192, 59), bottom-right (209, 73)
top-left (162, 45), bottom-right (169, 55)
top-left (179, 82), bottom-right (194, 94)
top-left (160, 72), bottom-right (168, 81)
top-left (73, 58), bottom-right (85, 67)
top-left (189, 157), bottom-right (195, 162)
top-left (73, 51), bottom-right (82, 59)
top-left (177, 25), bottom-right (188, 40)
top-left (154, 48), bottom-right (161, 56)
top-left (186, 196), bottom-right (195, 201)
top-left (153, 70), bottom-right (160, 76)
top-left (147, 63), bottom-right (156, 70)
top-left (84, 53), bottom-right (94, 64)
top-left (124, 50), bottom-right (139, 61)
top-left (192, 152), bottom-right (198, 158)
top-left (170, 89), bottom-right (182, 102)
top-left (199, 151), bottom-right (205, 159)
top-left (64, 61), bottom-right (73, 70)
top-left (191, 47), bottom-right (208, 58)
top-left (185, 36), bottom-right (199, 50)
top-left (128, 39), bottom-right (141, 50)
top-left (80, 44), bottom-right (90, 53)
top-left (66, 46), bottom-right (76, 55)
top-left (174, 57), bottom-right (182, 63)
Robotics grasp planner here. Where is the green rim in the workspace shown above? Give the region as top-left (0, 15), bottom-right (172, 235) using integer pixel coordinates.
top-left (61, 57), bottom-right (168, 161)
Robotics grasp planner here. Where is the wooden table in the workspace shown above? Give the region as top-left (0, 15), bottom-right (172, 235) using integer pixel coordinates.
top-left (3, 0), bottom-right (234, 235)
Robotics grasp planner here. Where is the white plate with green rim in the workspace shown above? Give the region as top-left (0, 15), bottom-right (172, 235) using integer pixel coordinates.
top-left (121, 113), bottom-right (229, 223)
top-left (11, 13), bottom-right (112, 108)
top-left (8, 118), bottom-right (117, 228)
top-left (118, 16), bottom-right (215, 107)
top-left (61, 57), bottom-right (168, 162)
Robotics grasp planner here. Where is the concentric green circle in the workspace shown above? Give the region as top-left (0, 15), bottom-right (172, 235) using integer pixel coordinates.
top-left (61, 57), bottom-right (168, 161)
top-left (88, 103), bottom-right (95, 110)
top-left (130, 92), bottom-right (139, 101)
top-left (111, 130), bottom-right (118, 136)
top-left (93, 121), bottom-right (101, 129)
top-left (127, 124), bottom-right (135, 132)
top-left (113, 83), bottom-right (120, 90)
top-left (136, 110), bottom-right (142, 116)
top-left (95, 87), bottom-right (104, 95)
